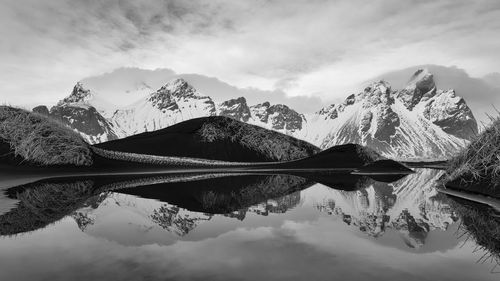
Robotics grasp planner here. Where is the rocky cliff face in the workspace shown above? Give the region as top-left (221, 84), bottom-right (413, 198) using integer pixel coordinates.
top-left (33, 83), bottom-right (119, 143)
top-left (33, 69), bottom-right (477, 159)
top-left (308, 69), bottom-right (477, 159)
top-left (250, 102), bottom-right (305, 132)
top-left (218, 97), bottom-right (251, 122)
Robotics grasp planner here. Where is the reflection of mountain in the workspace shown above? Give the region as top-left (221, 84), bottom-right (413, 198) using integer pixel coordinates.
top-left (1, 168), bottom-right (458, 250)
top-left (71, 193), bottom-right (213, 245)
top-left (312, 169), bottom-right (459, 248)
top-left (150, 205), bottom-right (212, 236)
top-left (225, 191), bottom-right (302, 220)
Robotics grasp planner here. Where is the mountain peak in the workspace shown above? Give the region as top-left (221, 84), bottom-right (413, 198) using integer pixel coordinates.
top-left (407, 68), bottom-right (435, 92)
top-left (57, 82), bottom-right (93, 105)
top-left (249, 102), bottom-right (305, 131)
top-left (397, 69), bottom-right (437, 110)
top-left (218, 97), bottom-right (251, 122)
top-left (157, 78), bottom-right (200, 99)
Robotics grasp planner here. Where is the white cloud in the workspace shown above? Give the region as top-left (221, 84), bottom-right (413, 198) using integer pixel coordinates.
top-left (0, 0), bottom-right (499, 109)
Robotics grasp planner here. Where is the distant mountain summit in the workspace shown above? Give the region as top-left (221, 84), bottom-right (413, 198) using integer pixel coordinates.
top-left (111, 78), bottom-right (217, 137)
top-left (33, 83), bottom-right (118, 143)
top-left (34, 68), bottom-right (478, 159)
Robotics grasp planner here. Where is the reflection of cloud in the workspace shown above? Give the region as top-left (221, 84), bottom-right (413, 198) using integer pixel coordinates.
top-left (1, 0), bottom-right (500, 110)
top-left (0, 215), bottom-right (493, 281)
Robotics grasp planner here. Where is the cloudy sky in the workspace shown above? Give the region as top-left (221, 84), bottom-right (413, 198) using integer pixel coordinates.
top-left (1, 0), bottom-right (499, 108)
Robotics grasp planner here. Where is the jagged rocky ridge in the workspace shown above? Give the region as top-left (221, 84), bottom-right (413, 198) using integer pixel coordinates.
top-left (307, 69), bottom-right (477, 159)
top-left (34, 69), bottom-right (478, 159)
top-left (33, 82), bottom-right (119, 144)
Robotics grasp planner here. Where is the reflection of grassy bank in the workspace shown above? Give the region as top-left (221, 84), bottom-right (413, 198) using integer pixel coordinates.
top-left (443, 117), bottom-right (500, 198)
top-left (450, 198), bottom-right (500, 270)
top-left (0, 180), bottom-right (96, 235)
top-left (0, 173), bottom-right (312, 236)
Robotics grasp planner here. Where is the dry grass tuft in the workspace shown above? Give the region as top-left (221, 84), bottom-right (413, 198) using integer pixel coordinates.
top-left (446, 114), bottom-right (500, 192)
top-left (199, 117), bottom-right (320, 161)
top-left (0, 106), bottom-right (93, 166)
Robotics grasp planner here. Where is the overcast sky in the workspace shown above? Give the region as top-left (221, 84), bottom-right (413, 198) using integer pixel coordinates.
top-left (1, 0), bottom-right (499, 107)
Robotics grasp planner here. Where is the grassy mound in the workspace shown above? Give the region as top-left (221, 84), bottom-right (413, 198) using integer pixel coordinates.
top-left (97, 116), bottom-right (320, 162)
top-left (354, 159), bottom-right (414, 174)
top-left (276, 143), bottom-right (385, 169)
top-left (445, 116), bottom-right (500, 196)
top-left (0, 106), bottom-right (93, 166)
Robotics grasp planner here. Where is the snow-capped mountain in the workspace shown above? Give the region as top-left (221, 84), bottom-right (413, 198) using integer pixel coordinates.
top-left (218, 97), bottom-right (306, 134)
top-left (33, 68), bottom-right (478, 159)
top-left (34, 78), bottom-right (306, 144)
top-left (111, 78), bottom-right (217, 137)
top-left (33, 83), bottom-right (119, 143)
top-left (305, 69), bottom-right (477, 159)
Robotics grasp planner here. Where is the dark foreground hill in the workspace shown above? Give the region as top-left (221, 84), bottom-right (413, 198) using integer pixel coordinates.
top-left (272, 144), bottom-right (413, 174)
top-left (96, 116), bottom-right (320, 162)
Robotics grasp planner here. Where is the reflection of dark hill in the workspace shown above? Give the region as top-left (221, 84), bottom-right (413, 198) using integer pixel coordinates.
top-left (450, 198), bottom-right (500, 266)
top-left (96, 116), bottom-right (319, 162)
top-left (0, 173), bottom-right (313, 235)
top-left (286, 171), bottom-right (400, 191)
top-left (117, 174), bottom-right (314, 214)
top-left (0, 174), bottom-right (239, 236)
top-left (0, 170), bottom-right (409, 236)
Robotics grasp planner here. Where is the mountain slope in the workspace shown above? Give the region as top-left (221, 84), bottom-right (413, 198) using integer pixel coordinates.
top-left (96, 116), bottom-right (320, 162)
top-left (111, 78), bottom-right (217, 137)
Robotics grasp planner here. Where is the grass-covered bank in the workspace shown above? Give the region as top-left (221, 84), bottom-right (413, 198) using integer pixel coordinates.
top-left (0, 106), bottom-right (93, 166)
top-left (443, 116), bottom-right (500, 198)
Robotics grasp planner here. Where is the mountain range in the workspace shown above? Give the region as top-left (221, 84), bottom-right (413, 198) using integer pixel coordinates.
top-left (33, 68), bottom-right (479, 160)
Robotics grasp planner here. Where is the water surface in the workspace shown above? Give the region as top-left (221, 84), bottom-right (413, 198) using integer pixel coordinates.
top-left (0, 169), bottom-right (498, 281)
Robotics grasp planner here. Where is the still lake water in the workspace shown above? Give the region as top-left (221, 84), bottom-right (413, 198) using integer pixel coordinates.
top-left (0, 169), bottom-right (498, 281)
